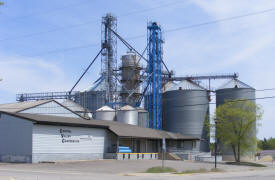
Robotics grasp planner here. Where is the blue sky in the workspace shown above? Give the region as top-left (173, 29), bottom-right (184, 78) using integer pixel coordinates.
top-left (0, 0), bottom-right (275, 139)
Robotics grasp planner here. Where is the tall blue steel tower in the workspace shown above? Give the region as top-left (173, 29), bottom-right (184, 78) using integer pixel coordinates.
top-left (146, 22), bottom-right (163, 130)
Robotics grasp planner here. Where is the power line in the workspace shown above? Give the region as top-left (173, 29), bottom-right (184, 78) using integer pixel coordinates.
top-left (163, 88), bottom-right (275, 102)
top-left (25, 43), bottom-right (99, 57)
top-left (164, 8), bottom-right (275, 33)
top-left (164, 95), bottom-right (275, 108)
top-left (1, 95), bottom-right (275, 111)
top-left (10, 88), bottom-right (275, 110)
top-left (5, 0), bottom-right (93, 21)
top-left (117, 0), bottom-right (186, 17)
top-left (23, 34), bottom-right (148, 57)
top-left (15, 7), bottom-right (275, 57)
top-left (0, 0), bottom-right (186, 43)
top-left (0, 19), bottom-right (98, 42)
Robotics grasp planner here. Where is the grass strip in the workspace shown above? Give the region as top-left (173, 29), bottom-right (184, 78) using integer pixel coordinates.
top-left (176, 168), bottom-right (224, 174)
top-left (226, 162), bottom-right (266, 167)
top-left (145, 166), bottom-right (177, 173)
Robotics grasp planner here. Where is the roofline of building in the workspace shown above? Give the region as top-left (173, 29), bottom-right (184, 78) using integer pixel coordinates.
top-left (0, 110), bottom-right (106, 129)
top-left (50, 100), bottom-right (87, 119)
top-left (19, 99), bottom-right (87, 119)
top-left (0, 111), bottom-right (200, 141)
top-left (12, 100), bottom-right (53, 113)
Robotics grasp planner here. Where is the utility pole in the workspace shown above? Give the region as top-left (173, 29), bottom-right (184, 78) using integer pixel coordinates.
top-left (214, 118), bottom-right (218, 169)
top-left (162, 138), bottom-right (166, 168)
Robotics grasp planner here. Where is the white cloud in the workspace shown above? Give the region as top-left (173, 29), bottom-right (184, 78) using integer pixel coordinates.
top-left (165, 0), bottom-right (275, 139)
top-left (0, 54), bottom-right (71, 102)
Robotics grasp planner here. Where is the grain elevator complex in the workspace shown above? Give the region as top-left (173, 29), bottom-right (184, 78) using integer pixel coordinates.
top-left (0, 13), bottom-right (256, 163)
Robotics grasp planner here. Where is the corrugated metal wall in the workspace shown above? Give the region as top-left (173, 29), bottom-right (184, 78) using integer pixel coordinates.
top-left (21, 101), bottom-right (80, 118)
top-left (163, 90), bottom-right (210, 152)
top-left (32, 124), bottom-right (109, 162)
top-left (74, 91), bottom-right (106, 114)
top-left (0, 114), bottom-right (33, 163)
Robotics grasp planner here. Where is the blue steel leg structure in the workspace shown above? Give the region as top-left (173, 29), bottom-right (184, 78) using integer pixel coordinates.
top-left (146, 22), bottom-right (163, 130)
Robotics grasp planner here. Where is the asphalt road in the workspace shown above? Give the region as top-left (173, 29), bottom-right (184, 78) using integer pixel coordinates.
top-left (0, 160), bottom-right (273, 180)
top-left (1, 168), bottom-right (275, 180)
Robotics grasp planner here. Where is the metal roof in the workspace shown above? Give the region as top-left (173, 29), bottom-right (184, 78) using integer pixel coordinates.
top-left (218, 79), bottom-right (254, 89)
top-left (162, 81), bottom-right (176, 92)
top-left (0, 100), bottom-right (86, 119)
top-left (119, 105), bottom-right (136, 111)
top-left (0, 100), bottom-right (52, 113)
top-left (0, 111), bottom-right (198, 140)
top-left (136, 107), bottom-right (147, 113)
top-left (62, 99), bottom-right (90, 113)
top-left (96, 105), bottom-right (115, 112)
top-left (82, 76), bottom-right (106, 92)
top-left (166, 80), bottom-right (205, 91)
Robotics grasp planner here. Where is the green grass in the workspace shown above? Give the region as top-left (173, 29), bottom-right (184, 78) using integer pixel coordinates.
top-left (176, 168), bottom-right (224, 174)
top-left (145, 166), bottom-right (177, 173)
top-left (226, 162), bottom-right (266, 167)
top-left (177, 168), bottom-right (208, 174)
top-left (210, 168), bottom-right (224, 172)
top-left (176, 168), bottom-right (207, 174)
top-left (145, 167), bottom-right (225, 174)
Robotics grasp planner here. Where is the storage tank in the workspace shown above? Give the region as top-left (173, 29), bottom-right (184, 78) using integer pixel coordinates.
top-left (216, 79), bottom-right (255, 105)
top-left (137, 108), bottom-right (147, 128)
top-left (120, 51), bottom-right (141, 106)
top-left (74, 90), bottom-right (105, 114)
top-left (163, 80), bottom-right (210, 152)
top-left (216, 79), bottom-right (256, 160)
top-left (95, 105), bottom-right (115, 121)
top-left (117, 105), bottom-right (138, 125)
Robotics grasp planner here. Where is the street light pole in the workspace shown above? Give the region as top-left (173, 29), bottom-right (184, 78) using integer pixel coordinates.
top-left (162, 138), bottom-right (166, 168)
top-left (214, 118), bottom-right (218, 169)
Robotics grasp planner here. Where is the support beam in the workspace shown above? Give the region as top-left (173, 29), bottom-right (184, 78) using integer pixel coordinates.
top-left (164, 73), bottom-right (238, 81)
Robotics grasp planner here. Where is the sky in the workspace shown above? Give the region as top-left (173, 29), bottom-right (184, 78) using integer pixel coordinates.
top-left (0, 0), bottom-right (275, 139)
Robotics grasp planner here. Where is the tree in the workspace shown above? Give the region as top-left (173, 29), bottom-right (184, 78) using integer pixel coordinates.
top-left (0, 2), bottom-right (3, 6)
top-left (215, 100), bottom-right (262, 162)
top-left (258, 137), bottom-right (275, 150)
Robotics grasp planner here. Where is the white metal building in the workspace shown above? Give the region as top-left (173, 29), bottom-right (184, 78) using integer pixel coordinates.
top-left (0, 111), bottom-right (198, 163)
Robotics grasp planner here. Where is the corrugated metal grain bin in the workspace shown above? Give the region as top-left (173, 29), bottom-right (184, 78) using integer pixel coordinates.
top-left (117, 105), bottom-right (138, 125)
top-left (163, 80), bottom-right (210, 152)
top-left (95, 105), bottom-right (116, 121)
top-left (74, 91), bottom-right (105, 114)
top-left (216, 79), bottom-right (256, 159)
top-left (137, 108), bottom-right (147, 128)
